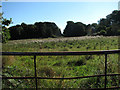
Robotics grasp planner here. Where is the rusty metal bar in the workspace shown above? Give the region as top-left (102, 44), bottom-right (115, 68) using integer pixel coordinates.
top-left (1, 50), bottom-right (120, 56)
top-left (34, 55), bottom-right (37, 89)
top-left (2, 73), bottom-right (120, 79)
top-left (105, 54), bottom-right (107, 89)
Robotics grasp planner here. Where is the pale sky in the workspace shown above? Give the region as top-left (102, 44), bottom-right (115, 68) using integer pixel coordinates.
top-left (2, 1), bottom-right (118, 33)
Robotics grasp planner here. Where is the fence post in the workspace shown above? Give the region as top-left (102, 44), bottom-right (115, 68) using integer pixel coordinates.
top-left (34, 55), bottom-right (37, 89)
top-left (105, 54), bottom-right (107, 89)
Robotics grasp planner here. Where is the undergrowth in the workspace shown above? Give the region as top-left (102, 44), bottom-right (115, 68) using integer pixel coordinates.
top-left (2, 36), bottom-right (119, 89)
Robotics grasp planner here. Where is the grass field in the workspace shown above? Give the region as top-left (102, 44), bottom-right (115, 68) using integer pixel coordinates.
top-left (2, 36), bottom-right (119, 88)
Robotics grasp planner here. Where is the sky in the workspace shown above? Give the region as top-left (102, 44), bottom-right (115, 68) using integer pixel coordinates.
top-left (2, 1), bottom-right (118, 33)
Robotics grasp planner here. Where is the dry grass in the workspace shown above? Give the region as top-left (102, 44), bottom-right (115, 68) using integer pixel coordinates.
top-left (7, 36), bottom-right (108, 45)
top-left (2, 56), bottom-right (15, 67)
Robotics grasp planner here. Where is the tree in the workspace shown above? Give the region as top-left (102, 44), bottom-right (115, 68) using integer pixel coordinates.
top-left (99, 30), bottom-right (107, 36)
top-left (9, 21), bottom-right (62, 40)
top-left (1, 16), bottom-right (12, 43)
top-left (96, 10), bottom-right (120, 36)
top-left (63, 21), bottom-right (74, 37)
top-left (98, 18), bottom-right (110, 27)
top-left (63, 21), bottom-right (87, 37)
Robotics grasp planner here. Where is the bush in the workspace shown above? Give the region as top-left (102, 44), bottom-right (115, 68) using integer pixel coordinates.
top-left (99, 30), bottom-right (106, 35)
top-left (2, 27), bottom-right (11, 43)
top-left (1, 17), bottom-right (12, 43)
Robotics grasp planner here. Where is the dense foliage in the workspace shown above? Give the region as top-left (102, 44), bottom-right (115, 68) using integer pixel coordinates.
top-left (63, 10), bottom-right (120, 36)
top-left (2, 27), bottom-right (11, 43)
top-left (1, 17), bottom-right (12, 43)
top-left (96, 10), bottom-right (120, 36)
top-left (63, 21), bottom-right (87, 37)
top-left (9, 22), bottom-right (62, 40)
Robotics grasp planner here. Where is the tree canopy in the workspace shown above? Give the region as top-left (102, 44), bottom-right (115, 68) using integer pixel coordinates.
top-left (63, 21), bottom-right (87, 37)
top-left (63, 10), bottom-right (120, 37)
top-left (9, 22), bottom-right (62, 40)
top-left (1, 14), bottom-right (12, 43)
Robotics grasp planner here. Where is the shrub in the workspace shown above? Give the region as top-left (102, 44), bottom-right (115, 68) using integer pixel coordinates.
top-left (37, 66), bottom-right (55, 77)
top-left (2, 27), bottom-right (11, 43)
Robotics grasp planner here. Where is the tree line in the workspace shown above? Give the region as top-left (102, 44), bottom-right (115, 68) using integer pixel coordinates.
top-left (1, 10), bottom-right (120, 43)
top-left (63, 10), bottom-right (120, 36)
top-left (9, 22), bottom-right (62, 40)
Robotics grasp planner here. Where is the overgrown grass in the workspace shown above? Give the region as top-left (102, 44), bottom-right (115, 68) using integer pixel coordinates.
top-left (2, 36), bottom-right (119, 89)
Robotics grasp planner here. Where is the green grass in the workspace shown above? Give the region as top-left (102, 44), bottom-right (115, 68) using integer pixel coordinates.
top-left (2, 36), bottom-right (119, 88)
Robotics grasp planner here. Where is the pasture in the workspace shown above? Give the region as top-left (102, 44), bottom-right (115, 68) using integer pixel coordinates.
top-left (2, 36), bottom-right (119, 88)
